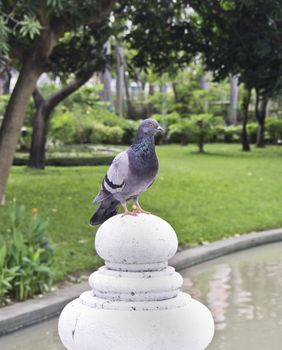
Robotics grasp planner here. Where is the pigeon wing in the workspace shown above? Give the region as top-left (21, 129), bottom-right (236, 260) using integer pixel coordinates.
top-left (94, 151), bottom-right (129, 202)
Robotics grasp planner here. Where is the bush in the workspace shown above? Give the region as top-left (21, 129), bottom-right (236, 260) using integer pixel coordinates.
top-left (188, 114), bottom-right (223, 152)
top-left (122, 120), bottom-right (139, 144)
top-left (49, 104), bottom-right (139, 146)
top-left (18, 127), bottom-right (32, 151)
top-left (265, 116), bottom-right (282, 143)
top-left (222, 125), bottom-right (242, 143)
top-left (153, 112), bottom-right (182, 129)
top-left (89, 123), bottom-right (124, 144)
top-left (0, 202), bottom-right (54, 304)
top-left (153, 112), bottom-right (182, 143)
top-left (167, 119), bottom-right (190, 145)
top-left (167, 114), bottom-right (223, 149)
top-left (13, 155), bottom-right (114, 167)
top-left (50, 111), bottom-right (76, 144)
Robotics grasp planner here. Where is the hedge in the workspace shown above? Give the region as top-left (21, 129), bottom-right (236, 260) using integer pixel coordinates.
top-left (13, 156), bottom-right (114, 167)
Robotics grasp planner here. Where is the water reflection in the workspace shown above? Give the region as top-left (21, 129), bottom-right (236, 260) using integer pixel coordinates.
top-left (0, 243), bottom-right (282, 350)
top-left (181, 242), bottom-right (282, 350)
top-left (0, 318), bottom-right (64, 350)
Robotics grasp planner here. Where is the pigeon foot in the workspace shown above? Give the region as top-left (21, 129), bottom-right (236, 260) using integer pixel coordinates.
top-left (122, 209), bottom-right (138, 217)
top-left (133, 209), bottom-right (151, 215)
top-left (132, 204), bottom-right (151, 214)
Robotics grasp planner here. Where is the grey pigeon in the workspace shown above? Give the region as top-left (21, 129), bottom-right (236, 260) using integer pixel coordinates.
top-left (90, 118), bottom-right (164, 225)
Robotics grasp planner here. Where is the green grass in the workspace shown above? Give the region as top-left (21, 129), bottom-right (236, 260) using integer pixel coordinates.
top-left (1, 144), bottom-right (282, 280)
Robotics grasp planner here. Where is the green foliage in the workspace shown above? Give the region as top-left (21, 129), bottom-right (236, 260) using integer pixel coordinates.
top-left (19, 15), bottom-right (42, 39)
top-left (265, 117), bottom-right (282, 143)
top-left (50, 111), bottom-right (76, 144)
top-left (167, 119), bottom-right (190, 145)
top-left (0, 202), bottom-right (53, 303)
top-left (153, 112), bottom-right (181, 128)
top-left (47, 86), bottom-right (140, 146)
top-left (187, 114), bottom-right (223, 152)
top-left (0, 95), bottom-right (10, 118)
top-left (167, 114), bottom-right (223, 151)
top-left (221, 125), bottom-right (242, 143)
top-left (121, 120), bottom-right (139, 144)
top-left (0, 244), bottom-right (19, 305)
top-left (89, 123), bottom-right (124, 144)
top-left (18, 127), bottom-right (32, 151)
top-left (197, 0), bottom-right (282, 98)
top-left (0, 17), bottom-right (9, 55)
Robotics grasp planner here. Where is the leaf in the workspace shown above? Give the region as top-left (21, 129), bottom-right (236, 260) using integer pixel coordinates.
top-left (19, 15), bottom-right (42, 40)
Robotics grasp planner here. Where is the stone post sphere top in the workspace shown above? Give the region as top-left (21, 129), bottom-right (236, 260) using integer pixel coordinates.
top-left (95, 214), bottom-right (178, 265)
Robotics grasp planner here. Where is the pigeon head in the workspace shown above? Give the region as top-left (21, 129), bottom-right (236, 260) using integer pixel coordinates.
top-left (138, 119), bottom-right (164, 136)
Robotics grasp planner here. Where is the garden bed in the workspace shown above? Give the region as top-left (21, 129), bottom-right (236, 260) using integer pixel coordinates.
top-left (13, 145), bottom-right (121, 166)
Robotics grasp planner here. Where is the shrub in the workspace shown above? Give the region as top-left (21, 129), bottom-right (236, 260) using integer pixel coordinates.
top-left (122, 120), bottom-right (139, 144)
top-left (18, 126), bottom-right (32, 151)
top-left (50, 111), bottom-right (76, 144)
top-left (13, 155), bottom-right (114, 166)
top-left (89, 123), bottom-right (124, 144)
top-left (222, 125), bottom-right (242, 143)
top-left (188, 114), bottom-right (223, 152)
top-left (153, 112), bottom-right (181, 128)
top-left (265, 116), bottom-right (282, 143)
top-left (167, 120), bottom-right (190, 145)
top-left (74, 117), bottom-right (93, 144)
top-left (153, 112), bottom-right (182, 143)
top-left (0, 202), bottom-right (54, 304)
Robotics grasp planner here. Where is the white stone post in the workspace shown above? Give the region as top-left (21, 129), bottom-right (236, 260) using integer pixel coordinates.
top-left (58, 214), bottom-right (214, 350)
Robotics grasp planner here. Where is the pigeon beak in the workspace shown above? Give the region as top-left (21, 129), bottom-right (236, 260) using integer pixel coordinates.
top-left (157, 126), bottom-right (165, 134)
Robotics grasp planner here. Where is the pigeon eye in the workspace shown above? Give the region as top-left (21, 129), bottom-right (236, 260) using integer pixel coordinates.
top-left (149, 123), bottom-right (154, 128)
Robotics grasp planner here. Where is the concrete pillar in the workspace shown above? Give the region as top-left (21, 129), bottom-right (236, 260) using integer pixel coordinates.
top-left (58, 214), bottom-right (214, 350)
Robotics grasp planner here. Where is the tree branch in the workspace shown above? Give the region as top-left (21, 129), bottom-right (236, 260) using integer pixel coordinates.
top-left (45, 68), bottom-right (94, 112)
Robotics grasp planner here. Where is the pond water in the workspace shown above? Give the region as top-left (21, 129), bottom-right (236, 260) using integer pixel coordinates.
top-left (0, 242), bottom-right (282, 350)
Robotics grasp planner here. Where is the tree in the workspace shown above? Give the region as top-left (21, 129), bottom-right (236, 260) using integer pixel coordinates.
top-left (124, 0), bottom-right (282, 149)
top-left (188, 0), bottom-right (282, 148)
top-left (28, 24), bottom-right (110, 169)
top-left (0, 0), bottom-right (116, 204)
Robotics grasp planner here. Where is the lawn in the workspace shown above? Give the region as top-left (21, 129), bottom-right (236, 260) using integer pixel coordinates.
top-left (1, 143), bottom-right (282, 280)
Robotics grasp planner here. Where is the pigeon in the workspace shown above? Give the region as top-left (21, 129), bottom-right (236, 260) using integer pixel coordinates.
top-left (90, 118), bottom-right (164, 226)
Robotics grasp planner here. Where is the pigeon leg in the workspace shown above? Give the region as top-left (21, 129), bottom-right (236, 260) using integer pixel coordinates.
top-left (132, 197), bottom-right (151, 214)
top-left (121, 202), bottom-right (137, 216)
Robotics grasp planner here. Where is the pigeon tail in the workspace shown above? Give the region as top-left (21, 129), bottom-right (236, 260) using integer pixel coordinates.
top-left (90, 197), bottom-right (120, 226)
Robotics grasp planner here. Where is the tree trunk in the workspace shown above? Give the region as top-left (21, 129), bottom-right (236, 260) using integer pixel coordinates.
top-left (0, 57), bottom-right (11, 95)
top-left (198, 138), bottom-right (204, 153)
top-left (28, 87), bottom-right (50, 169)
top-left (229, 75), bottom-right (238, 125)
top-left (200, 72), bottom-right (209, 113)
top-left (241, 87), bottom-right (251, 152)
top-left (123, 69), bottom-right (132, 117)
top-left (100, 42), bottom-right (114, 110)
top-left (147, 83), bottom-right (155, 116)
top-left (172, 82), bottom-right (178, 103)
top-left (0, 60), bottom-right (43, 204)
top-left (0, 68), bottom-right (11, 95)
top-left (115, 45), bottom-right (125, 117)
top-left (28, 70), bottom-right (94, 169)
top-left (255, 90), bottom-right (268, 148)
